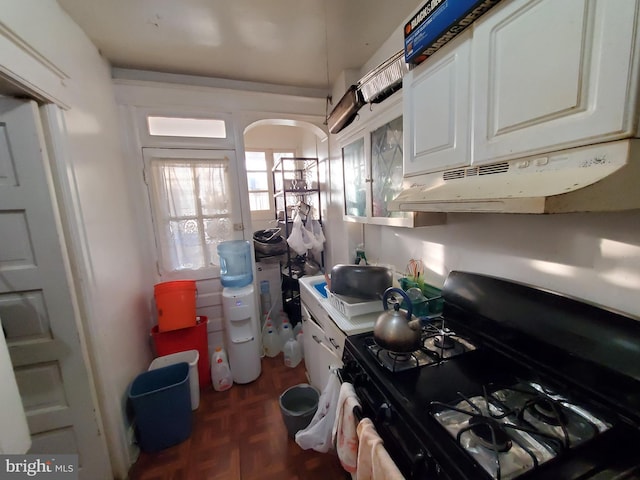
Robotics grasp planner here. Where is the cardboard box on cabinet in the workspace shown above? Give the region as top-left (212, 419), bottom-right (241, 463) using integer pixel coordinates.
top-left (404, 0), bottom-right (503, 65)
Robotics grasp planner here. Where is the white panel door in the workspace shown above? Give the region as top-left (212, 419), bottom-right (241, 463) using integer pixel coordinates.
top-left (0, 97), bottom-right (111, 478)
top-left (472, 0), bottom-right (639, 165)
top-left (403, 30), bottom-right (472, 177)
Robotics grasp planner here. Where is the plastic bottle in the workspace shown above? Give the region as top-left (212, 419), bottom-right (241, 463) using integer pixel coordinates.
top-left (292, 322), bottom-right (303, 338)
top-left (262, 323), bottom-right (280, 358)
top-left (279, 320), bottom-right (293, 348)
top-left (277, 311), bottom-right (289, 331)
top-left (211, 348), bottom-right (233, 392)
top-left (283, 337), bottom-right (302, 368)
top-left (296, 330), bottom-right (304, 359)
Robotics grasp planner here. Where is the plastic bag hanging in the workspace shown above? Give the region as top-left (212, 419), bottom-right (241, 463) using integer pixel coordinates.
top-left (287, 210), bottom-right (314, 256)
top-left (309, 216), bottom-right (325, 253)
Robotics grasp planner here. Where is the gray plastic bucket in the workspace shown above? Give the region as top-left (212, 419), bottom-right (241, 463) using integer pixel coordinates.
top-left (279, 383), bottom-right (319, 437)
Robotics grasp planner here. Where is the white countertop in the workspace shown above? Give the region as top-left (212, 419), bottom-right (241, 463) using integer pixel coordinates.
top-left (299, 275), bottom-right (382, 335)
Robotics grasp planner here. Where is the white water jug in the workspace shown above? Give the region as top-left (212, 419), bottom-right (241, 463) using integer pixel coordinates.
top-left (211, 348), bottom-right (233, 392)
top-left (262, 324), bottom-right (280, 358)
top-left (283, 337), bottom-right (302, 368)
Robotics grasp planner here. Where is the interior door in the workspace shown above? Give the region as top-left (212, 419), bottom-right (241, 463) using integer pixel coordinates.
top-left (0, 97), bottom-right (111, 477)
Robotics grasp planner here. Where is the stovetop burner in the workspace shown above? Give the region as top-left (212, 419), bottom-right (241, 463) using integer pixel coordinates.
top-left (431, 381), bottom-right (611, 479)
top-left (468, 416), bottom-right (513, 452)
top-left (365, 316), bottom-right (478, 372)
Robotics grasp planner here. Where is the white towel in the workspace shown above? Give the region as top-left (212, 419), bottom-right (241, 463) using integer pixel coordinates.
top-left (295, 370), bottom-right (341, 453)
top-left (332, 382), bottom-right (361, 473)
top-left (356, 418), bottom-right (404, 480)
top-left (0, 319), bottom-right (31, 454)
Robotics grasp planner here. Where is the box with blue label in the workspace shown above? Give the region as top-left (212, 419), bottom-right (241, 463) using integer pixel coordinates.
top-left (404, 0), bottom-right (503, 65)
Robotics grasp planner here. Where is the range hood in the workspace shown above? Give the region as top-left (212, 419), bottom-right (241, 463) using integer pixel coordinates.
top-left (389, 139), bottom-right (640, 214)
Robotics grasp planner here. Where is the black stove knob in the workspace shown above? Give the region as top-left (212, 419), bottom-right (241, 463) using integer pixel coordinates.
top-left (354, 372), bottom-right (369, 386)
top-left (344, 359), bottom-right (358, 372)
top-left (377, 402), bottom-right (393, 423)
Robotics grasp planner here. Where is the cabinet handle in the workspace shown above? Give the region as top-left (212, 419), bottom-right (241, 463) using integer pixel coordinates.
top-left (329, 338), bottom-right (339, 349)
top-left (365, 178), bottom-right (373, 183)
top-left (312, 334), bottom-right (322, 344)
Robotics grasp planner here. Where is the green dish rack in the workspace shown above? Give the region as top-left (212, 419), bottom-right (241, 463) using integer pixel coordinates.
top-left (398, 277), bottom-right (444, 317)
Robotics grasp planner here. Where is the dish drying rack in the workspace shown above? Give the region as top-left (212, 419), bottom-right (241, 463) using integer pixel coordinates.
top-left (325, 286), bottom-right (383, 319)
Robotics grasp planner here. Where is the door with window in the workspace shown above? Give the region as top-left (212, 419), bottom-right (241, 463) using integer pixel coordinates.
top-left (142, 148), bottom-right (245, 279)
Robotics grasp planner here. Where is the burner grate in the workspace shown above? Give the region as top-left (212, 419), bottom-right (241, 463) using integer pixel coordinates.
top-left (431, 382), bottom-right (611, 479)
top-left (365, 317), bottom-right (478, 372)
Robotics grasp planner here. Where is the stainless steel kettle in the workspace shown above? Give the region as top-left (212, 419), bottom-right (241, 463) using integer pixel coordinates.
top-left (373, 287), bottom-right (423, 353)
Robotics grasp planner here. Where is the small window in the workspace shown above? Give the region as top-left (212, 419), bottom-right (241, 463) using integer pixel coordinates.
top-left (244, 149), bottom-right (295, 220)
top-left (147, 116), bottom-right (227, 138)
top-left (245, 151), bottom-right (271, 212)
top-left (148, 156), bottom-right (233, 272)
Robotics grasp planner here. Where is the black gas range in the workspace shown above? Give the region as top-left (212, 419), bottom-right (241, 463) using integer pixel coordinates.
top-left (340, 271), bottom-right (640, 479)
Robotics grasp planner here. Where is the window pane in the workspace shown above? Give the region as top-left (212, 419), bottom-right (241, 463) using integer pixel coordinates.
top-left (342, 138), bottom-right (366, 217)
top-left (195, 164), bottom-right (230, 216)
top-left (274, 152), bottom-right (295, 163)
top-left (204, 217), bottom-right (233, 266)
top-left (371, 116), bottom-right (409, 219)
top-left (247, 171), bottom-right (268, 191)
top-left (147, 116), bottom-right (226, 138)
top-left (168, 219), bottom-right (204, 270)
top-left (249, 192), bottom-right (271, 211)
top-left (245, 151), bottom-right (267, 170)
top-left (152, 161), bottom-right (197, 217)
top-left (148, 155), bottom-right (233, 273)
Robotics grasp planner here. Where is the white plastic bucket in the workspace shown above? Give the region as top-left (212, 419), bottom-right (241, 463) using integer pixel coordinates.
top-left (149, 349), bottom-right (200, 410)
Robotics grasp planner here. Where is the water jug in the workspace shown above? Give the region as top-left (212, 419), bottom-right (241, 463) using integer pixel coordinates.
top-left (279, 321), bottom-right (293, 347)
top-left (262, 324), bottom-right (280, 358)
top-left (211, 350), bottom-right (233, 392)
top-left (296, 331), bottom-right (304, 359)
top-left (283, 338), bottom-right (302, 368)
top-left (217, 240), bottom-right (253, 288)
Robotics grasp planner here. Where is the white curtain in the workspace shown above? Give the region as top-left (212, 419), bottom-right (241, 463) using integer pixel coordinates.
top-left (150, 158), bottom-right (232, 273)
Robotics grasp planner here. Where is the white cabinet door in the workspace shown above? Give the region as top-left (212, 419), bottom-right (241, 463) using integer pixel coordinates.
top-left (302, 307), bottom-right (342, 391)
top-left (403, 30), bottom-right (472, 177)
top-left (472, 0), bottom-right (639, 165)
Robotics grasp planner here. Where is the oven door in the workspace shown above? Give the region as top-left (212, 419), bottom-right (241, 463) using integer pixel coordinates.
top-left (341, 351), bottom-right (449, 479)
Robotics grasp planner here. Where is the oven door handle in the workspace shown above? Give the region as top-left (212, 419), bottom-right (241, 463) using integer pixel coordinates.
top-left (377, 403), bottom-right (427, 477)
top-left (354, 385), bottom-right (429, 477)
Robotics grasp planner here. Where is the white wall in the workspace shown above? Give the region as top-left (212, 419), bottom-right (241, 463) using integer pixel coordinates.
top-left (1, 3), bottom-right (154, 478)
top-left (244, 124), bottom-right (306, 151)
top-left (363, 211), bottom-right (640, 318)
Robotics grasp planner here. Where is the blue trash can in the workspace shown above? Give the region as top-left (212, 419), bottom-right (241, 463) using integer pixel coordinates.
top-left (128, 362), bottom-right (192, 452)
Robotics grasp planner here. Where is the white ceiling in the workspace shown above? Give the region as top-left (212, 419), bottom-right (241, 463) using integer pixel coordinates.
top-left (57, 0), bottom-right (422, 93)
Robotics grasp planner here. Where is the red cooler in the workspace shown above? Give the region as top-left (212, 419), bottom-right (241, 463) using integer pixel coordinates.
top-left (151, 316), bottom-right (211, 388)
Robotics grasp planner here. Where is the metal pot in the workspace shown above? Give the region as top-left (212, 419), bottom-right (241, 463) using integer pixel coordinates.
top-left (330, 264), bottom-right (392, 299)
top-left (373, 288), bottom-right (422, 353)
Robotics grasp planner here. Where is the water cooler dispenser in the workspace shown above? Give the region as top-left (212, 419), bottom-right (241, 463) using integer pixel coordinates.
top-left (218, 240), bottom-right (261, 384)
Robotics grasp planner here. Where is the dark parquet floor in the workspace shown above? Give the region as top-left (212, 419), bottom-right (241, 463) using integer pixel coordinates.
top-left (128, 353), bottom-right (348, 480)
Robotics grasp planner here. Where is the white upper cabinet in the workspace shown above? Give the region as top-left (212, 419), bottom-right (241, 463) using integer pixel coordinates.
top-left (403, 30), bottom-right (472, 176)
top-left (472, 0), bottom-right (640, 165)
top-left (403, 0), bottom-right (640, 177)
top-left (338, 92), bottom-right (445, 227)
